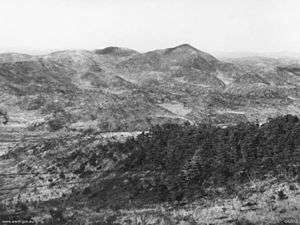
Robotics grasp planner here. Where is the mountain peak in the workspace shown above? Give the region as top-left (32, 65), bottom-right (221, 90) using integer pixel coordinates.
top-left (165, 44), bottom-right (199, 54)
top-left (94, 47), bottom-right (139, 57)
top-left (162, 44), bottom-right (218, 64)
top-left (175, 43), bottom-right (198, 50)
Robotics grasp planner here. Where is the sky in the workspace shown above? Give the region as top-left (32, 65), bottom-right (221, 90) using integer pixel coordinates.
top-left (0, 0), bottom-right (300, 54)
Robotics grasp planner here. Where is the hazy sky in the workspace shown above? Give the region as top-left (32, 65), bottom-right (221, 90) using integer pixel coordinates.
top-left (0, 0), bottom-right (300, 54)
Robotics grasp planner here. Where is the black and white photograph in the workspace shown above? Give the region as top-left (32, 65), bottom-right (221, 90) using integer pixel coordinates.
top-left (0, 0), bottom-right (299, 224)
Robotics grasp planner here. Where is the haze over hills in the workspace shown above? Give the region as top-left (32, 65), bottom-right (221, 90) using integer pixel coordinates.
top-left (0, 44), bottom-right (299, 132)
top-left (214, 51), bottom-right (300, 60)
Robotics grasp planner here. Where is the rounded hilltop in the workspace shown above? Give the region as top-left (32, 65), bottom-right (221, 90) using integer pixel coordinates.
top-left (94, 46), bottom-right (139, 57)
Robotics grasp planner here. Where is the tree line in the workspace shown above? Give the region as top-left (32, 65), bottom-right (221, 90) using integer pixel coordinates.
top-left (106, 114), bottom-right (300, 202)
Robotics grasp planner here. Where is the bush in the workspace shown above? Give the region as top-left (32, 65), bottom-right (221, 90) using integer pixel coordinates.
top-left (47, 117), bottom-right (66, 131)
top-left (23, 95), bottom-right (46, 110)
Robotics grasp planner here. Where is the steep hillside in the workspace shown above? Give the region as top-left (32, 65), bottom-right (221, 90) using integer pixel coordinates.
top-left (116, 44), bottom-right (227, 88)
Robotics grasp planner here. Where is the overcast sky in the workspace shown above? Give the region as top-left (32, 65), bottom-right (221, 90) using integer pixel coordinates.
top-left (0, 0), bottom-right (299, 54)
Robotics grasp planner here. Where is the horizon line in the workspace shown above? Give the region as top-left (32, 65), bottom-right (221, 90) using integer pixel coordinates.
top-left (1, 44), bottom-right (300, 58)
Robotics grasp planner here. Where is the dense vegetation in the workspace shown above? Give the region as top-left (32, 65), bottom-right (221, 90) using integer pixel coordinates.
top-left (67, 115), bottom-right (300, 208)
top-left (0, 115), bottom-right (299, 224)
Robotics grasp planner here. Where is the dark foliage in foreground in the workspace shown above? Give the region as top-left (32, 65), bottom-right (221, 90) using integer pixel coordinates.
top-left (1, 115), bottom-right (299, 224)
top-left (81, 115), bottom-right (300, 206)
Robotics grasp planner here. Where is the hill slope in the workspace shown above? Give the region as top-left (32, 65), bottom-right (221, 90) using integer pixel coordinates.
top-left (0, 44), bottom-right (299, 133)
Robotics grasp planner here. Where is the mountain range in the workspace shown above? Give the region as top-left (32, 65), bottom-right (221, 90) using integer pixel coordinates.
top-left (0, 44), bottom-right (299, 131)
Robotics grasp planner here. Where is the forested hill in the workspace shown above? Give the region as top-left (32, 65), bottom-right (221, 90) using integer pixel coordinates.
top-left (0, 115), bottom-right (299, 224)
top-left (81, 114), bottom-right (300, 205)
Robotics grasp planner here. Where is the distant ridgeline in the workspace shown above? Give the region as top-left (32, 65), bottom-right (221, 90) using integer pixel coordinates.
top-left (0, 44), bottom-right (299, 132)
top-left (277, 66), bottom-right (300, 74)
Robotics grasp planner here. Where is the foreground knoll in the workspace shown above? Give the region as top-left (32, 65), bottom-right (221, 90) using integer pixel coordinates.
top-left (0, 115), bottom-right (299, 224)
